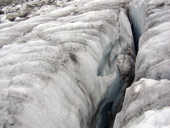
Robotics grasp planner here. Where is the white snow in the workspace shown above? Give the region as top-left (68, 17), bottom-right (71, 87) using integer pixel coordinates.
top-left (114, 79), bottom-right (170, 128)
top-left (0, 0), bottom-right (135, 128)
top-left (128, 107), bottom-right (170, 128)
top-left (114, 0), bottom-right (170, 128)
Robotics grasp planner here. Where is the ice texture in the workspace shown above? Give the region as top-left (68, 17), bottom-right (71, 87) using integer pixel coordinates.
top-left (114, 0), bottom-right (170, 128)
top-left (128, 0), bottom-right (146, 51)
top-left (134, 0), bottom-right (170, 81)
top-left (114, 79), bottom-right (170, 128)
top-left (0, 0), bottom-right (135, 128)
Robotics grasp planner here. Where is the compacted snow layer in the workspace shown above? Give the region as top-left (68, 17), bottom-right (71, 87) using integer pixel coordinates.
top-left (114, 0), bottom-right (170, 128)
top-left (133, 0), bottom-right (170, 81)
top-left (0, 0), bottom-right (135, 128)
top-left (114, 79), bottom-right (170, 128)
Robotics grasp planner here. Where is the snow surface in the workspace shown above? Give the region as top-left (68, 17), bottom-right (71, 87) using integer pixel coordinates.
top-left (114, 0), bottom-right (170, 128)
top-left (129, 107), bottom-right (170, 128)
top-left (114, 79), bottom-right (170, 128)
top-left (0, 0), bottom-right (135, 128)
top-left (134, 0), bottom-right (170, 81)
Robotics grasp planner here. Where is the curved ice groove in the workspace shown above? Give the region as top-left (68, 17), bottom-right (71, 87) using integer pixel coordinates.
top-left (92, 64), bottom-right (121, 128)
top-left (97, 40), bottom-right (118, 76)
top-left (91, 36), bottom-right (135, 128)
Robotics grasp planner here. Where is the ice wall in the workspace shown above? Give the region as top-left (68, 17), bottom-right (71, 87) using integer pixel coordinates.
top-left (129, 0), bottom-right (146, 52)
top-left (114, 0), bottom-right (170, 128)
top-left (0, 0), bottom-right (135, 128)
top-left (114, 78), bottom-right (170, 128)
top-left (135, 0), bottom-right (170, 81)
top-left (91, 9), bottom-right (135, 128)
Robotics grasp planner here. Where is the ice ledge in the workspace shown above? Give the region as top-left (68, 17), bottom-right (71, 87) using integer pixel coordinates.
top-left (114, 78), bottom-right (170, 128)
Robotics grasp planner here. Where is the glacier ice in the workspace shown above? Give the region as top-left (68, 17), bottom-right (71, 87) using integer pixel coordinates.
top-left (114, 79), bottom-right (170, 128)
top-left (129, 0), bottom-right (146, 51)
top-left (0, 0), bottom-right (135, 128)
top-left (134, 0), bottom-right (170, 81)
top-left (114, 0), bottom-right (170, 128)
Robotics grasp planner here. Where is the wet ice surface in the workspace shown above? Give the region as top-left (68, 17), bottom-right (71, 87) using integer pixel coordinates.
top-left (0, 0), bottom-right (135, 128)
top-left (114, 0), bottom-right (170, 128)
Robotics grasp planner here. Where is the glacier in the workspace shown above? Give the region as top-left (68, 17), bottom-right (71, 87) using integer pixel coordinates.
top-left (0, 0), bottom-right (135, 128)
top-left (1, 0), bottom-right (170, 128)
top-left (114, 0), bottom-right (170, 128)
top-left (114, 78), bottom-right (170, 128)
